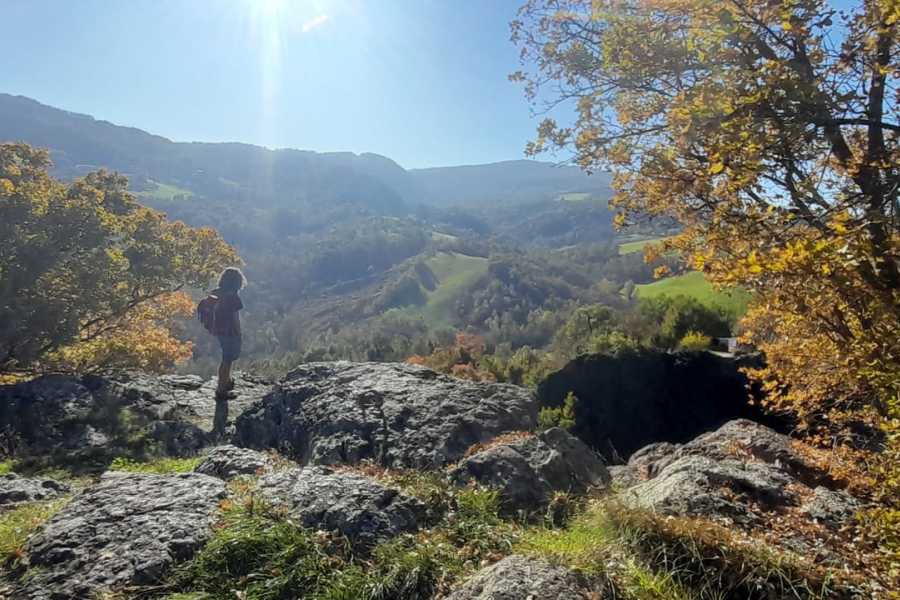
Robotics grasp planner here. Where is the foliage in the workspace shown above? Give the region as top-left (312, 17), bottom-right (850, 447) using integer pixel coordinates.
top-left (678, 331), bottom-right (712, 352)
top-left (0, 498), bottom-right (69, 563)
top-left (45, 292), bottom-right (195, 373)
top-left (635, 295), bottom-right (731, 349)
top-left (108, 456), bottom-right (202, 475)
top-left (0, 143), bottom-right (238, 372)
top-left (538, 391), bottom-right (578, 430)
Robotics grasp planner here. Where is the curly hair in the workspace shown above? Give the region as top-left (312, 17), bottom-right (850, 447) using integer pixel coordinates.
top-left (217, 267), bottom-right (245, 293)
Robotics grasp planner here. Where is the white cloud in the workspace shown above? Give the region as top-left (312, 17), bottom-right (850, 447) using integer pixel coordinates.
top-left (301, 14), bottom-right (330, 33)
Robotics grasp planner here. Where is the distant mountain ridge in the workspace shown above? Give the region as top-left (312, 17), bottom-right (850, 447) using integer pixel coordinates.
top-left (0, 93), bottom-right (611, 208)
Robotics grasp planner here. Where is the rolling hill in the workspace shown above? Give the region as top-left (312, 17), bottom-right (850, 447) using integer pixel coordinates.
top-left (0, 93), bottom-right (611, 211)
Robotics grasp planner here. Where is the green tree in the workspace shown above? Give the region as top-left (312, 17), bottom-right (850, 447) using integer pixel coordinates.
top-left (0, 143), bottom-right (239, 371)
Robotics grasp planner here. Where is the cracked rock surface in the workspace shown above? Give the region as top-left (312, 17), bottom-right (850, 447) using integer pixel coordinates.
top-left (450, 427), bottom-right (610, 513)
top-left (0, 372), bottom-right (272, 458)
top-left (235, 362), bottom-right (537, 469)
top-left (445, 555), bottom-right (602, 600)
top-left (13, 471), bottom-right (226, 600)
top-left (194, 444), bottom-right (274, 480)
top-left (0, 473), bottom-right (70, 506)
top-left (258, 466), bottom-right (425, 551)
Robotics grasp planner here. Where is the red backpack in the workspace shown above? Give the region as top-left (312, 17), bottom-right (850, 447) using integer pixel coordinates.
top-left (197, 294), bottom-right (219, 334)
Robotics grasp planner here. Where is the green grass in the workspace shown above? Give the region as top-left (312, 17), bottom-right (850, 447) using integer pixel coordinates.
top-left (0, 498), bottom-right (70, 562)
top-left (419, 252), bottom-right (489, 326)
top-left (618, 237), bottom-right (669, 255)
top-left (0, 460), bottom-right (13, 476)
top-left (168, 477), bottom-right (519, 600)
top-left (518, 501), bottom-right (855, 600)
top-left (636, 271), bottom-right (751, 317)
top-left (134, 181), bottom-right (194, 202)
top-left (108, 456), bottom-right (202, 474)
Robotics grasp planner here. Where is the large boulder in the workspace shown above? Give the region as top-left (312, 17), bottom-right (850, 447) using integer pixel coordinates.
top-left (257, 466), bottom-right (425, 551)
top-left (536, 351), bottom-right (783, 459)
top-left (622, 455), bottom-right (797, 525)
top-left (0, 372), bottom-right (272, 460)
top-left (194, 444), bottom-right (274, 480)
top-left (445, 555), bottom-right (601, 600)
top-left (0, 473), bottom-right (70, 506)
top-left (450, 428), bottom-right (610, 513)
top-left (13, 472), bottom-right (226, 600)
top-left (235, 362), bottom-right (537, 469)
top-left (619, 420), bottom-right (863, 533)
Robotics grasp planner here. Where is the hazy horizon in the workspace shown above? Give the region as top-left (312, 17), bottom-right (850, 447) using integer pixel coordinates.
top-left (2, 0), bottom-right (565, 169)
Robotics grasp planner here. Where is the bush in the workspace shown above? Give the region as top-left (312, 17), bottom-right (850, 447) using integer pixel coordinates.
top-left (678, 331), bottom-right (711, 352)
top-left (538, 392), bottom-right (578, 431)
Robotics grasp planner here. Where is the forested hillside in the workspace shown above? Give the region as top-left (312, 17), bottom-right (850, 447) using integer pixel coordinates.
top-left (0, 95), bottom-right (690, 377)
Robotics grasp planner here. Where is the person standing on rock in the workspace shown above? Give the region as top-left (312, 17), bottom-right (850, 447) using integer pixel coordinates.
top-left (198, 267), bottom-right (245, 401)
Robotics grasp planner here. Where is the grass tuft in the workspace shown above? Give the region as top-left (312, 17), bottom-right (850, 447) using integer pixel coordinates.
top-left (108, 456), bottom-right (202, 474)
top-left (0, 498), bottom-right (70, 563)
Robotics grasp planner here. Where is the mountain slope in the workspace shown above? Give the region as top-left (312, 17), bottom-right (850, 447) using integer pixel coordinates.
top-left (0, 93), bottom-right (610, 210)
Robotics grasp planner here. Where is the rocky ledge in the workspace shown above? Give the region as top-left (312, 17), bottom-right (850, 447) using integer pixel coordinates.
top-left (234, 361), bottom-right (538, 469)
top-left (0, 362), bottom-right (873, 598)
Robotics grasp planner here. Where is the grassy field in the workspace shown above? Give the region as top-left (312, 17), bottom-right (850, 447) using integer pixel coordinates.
top-left (618, 236), bottom-right (669, 255)
top-left (419, 252), bottom-right (489, 326)
top-left (135, 181), bottom-right (194, 202)
top-left (636, 271), bottom-right (751, 317)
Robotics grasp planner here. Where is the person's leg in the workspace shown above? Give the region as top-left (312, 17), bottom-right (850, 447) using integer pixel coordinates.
top-left (217, 359), bottom-right (232, 393)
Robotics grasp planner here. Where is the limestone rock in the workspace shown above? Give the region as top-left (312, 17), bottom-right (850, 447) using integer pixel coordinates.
top-left (0, 372), bottom-right (272, 459)
top-left (445, 555), bottom-right (600, 600)
top-left (0, 473), bottom-right (70, 506)
top-left (801, 486), bottom-right (862, 527)
top-left (257, 466), bottom-right (425, 551)
top-left (14, 472), bottom-right (226, 600)
top-left (450, 427), bottom-right (609, 513)
top-left (195, 444), bottom-right (273, 480)
top-left (622, 454), bottom-right (797, 524)
top-left (235, 362), bottom-right (537, 469)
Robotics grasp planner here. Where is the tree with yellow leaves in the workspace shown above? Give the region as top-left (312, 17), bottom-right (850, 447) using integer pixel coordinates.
top-left (512, 0), bottom-right (899, 570)
top-left (512, 0), bottom-right (898, 429)
top-left (0, 143), bottom-right (239, 373)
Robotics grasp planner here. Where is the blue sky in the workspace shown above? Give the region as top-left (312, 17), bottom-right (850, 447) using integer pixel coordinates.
top-left (2, 0), bottom-right (546, 169)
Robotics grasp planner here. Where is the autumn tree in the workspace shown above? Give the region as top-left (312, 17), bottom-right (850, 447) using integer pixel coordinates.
top-left (512, 0), bottom-right (898, 426)
top-left (512, 0), bottom-right (899, 570)
top-left (0, 143), bottom-right (239, 372)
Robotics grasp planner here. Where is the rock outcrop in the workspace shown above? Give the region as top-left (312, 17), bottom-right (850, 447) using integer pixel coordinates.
top-left (450, 427), bottom-right (610, 513)
top-left (0, 473), bottom-right (70, 506)
top-left (0, 372), bottom-right (272, 460)
top-left (14, 472), bottom-right (226, 600)
top-left (537, 351), bottom-right (783, 459)
top-left (257, 466), bottom-right (425, 551)
top-left (445, 555), bottom-right (601, 600)
top-left (618, 419), bottom-right (862, 531)
top-left (235, 362), bottom-right (537, 469)
top-left (194, 444), bottom-right (274, 480)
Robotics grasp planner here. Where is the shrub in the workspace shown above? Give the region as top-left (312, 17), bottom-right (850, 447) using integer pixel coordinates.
top-left (678, 331), bottom-right (711, 352)
top-left (538, 392), bottom-right (578, 431)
